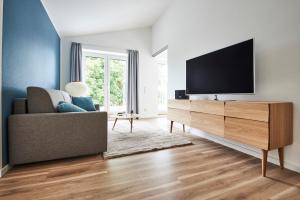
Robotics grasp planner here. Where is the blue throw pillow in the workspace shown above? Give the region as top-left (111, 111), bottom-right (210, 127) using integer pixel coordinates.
top-left (57, 101), bottom-right (87, 113)
top-left (72, 97), bottom-right (96, 111)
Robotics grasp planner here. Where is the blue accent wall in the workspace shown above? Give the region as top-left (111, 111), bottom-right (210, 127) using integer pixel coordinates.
top-left (2, 0), bottom-right (60, 166)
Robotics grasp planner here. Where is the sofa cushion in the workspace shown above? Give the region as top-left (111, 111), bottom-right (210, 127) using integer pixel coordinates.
top-left (27, 87), bottom-right (72, 113)
top-left (72, 97), bottom-right (96, 111)
top-left (57, 101), bottom-right (87, 113)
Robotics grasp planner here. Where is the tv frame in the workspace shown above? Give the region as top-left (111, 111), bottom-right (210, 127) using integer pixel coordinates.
top-left (185, 38), bottom-right (256, 95)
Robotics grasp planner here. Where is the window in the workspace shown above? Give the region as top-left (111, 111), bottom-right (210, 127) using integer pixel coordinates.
top-left (83, 49), bottom-right (127, 113)
top-left (109, 58), bottom-right (127, 113)
top-left (84, 55), bottom-right (105, 108)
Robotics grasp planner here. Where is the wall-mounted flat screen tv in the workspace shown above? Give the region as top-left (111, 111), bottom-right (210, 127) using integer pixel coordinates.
top-left (186, 39), bottom-right (254, 94)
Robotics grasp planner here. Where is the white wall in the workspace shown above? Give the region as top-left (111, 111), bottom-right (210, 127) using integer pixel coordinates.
top-left (0, 0), bottom-right (3, 173)
top-left (152, 0), bottom-right (300, 172)
top-left (61, 27), bottom-right (159, 117)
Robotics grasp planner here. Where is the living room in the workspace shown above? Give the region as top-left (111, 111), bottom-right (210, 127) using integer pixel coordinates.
top-left (1, 0), bottom-right (300, 199)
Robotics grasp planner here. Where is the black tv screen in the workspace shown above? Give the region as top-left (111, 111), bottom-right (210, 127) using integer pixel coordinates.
top-left (186, 39), bottom-right (254, 94)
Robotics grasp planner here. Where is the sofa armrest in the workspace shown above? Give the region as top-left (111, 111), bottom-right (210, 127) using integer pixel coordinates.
top-left (9, 112), bottom-right (107, 165)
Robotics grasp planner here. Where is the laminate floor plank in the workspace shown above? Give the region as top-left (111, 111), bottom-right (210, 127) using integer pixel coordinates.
top-left (0, 118), bottom-right (299, 200)
top-left (41, 154), bottom-right (252, 200)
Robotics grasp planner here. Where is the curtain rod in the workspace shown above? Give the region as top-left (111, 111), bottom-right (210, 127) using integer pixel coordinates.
top-left (152, 45), bottom-right (168, 57)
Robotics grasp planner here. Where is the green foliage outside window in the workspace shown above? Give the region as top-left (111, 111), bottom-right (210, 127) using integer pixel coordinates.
top-left (109, 59), bottom-right (126, 106)
top-left (85, 57), bottom-right (105, 105)
top-left (85, 56), bottom-right (125, 107)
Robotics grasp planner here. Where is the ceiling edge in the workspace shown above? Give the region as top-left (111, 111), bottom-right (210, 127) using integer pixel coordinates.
top-left (40, 0), bottom-right (62, 38)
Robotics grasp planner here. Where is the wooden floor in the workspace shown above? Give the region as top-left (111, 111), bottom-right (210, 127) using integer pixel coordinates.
top-left (1, 118), bottom-right (300, 200)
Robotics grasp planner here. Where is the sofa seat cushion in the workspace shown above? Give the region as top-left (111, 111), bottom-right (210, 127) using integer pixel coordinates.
top-left (57, 101), bottom-right (87, 113)
top-left (72, 97), bottom-right (96, 111)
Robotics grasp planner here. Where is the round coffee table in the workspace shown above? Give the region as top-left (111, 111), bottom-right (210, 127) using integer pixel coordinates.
top-left (111, 114), bottom-right (139, 133)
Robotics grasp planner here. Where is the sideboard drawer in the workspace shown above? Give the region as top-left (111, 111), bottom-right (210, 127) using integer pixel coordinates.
top-left (191, 112), bottom-right (224, 137)
top-left (225, 117), bottom-right (269, 149)
top-left (168, 108), bottom-right (190, 125)
top-left (225, 102), bottom-right (269, 122)
top-left (168, 100), bottom-right (190, 110)
top-left (191, 100), bottom-right (224, 115)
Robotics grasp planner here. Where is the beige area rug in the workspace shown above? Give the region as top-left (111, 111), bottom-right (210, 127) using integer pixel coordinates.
top-left (103, 119), bottom-right (193, 159)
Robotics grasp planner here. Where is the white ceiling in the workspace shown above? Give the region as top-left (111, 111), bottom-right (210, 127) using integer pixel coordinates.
top-left (42, 0), bottom-right (173, 37)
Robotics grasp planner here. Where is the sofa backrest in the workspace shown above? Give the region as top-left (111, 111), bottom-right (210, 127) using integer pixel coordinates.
top-left (13, 98), bottom-right (27, 114)
top-left (27, 87), bottom-right (71, 113)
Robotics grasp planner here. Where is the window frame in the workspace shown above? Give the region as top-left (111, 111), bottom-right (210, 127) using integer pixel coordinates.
top-left (82, 50), bottom-right (128, 113)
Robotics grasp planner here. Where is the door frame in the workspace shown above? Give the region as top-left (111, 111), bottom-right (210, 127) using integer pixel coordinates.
top-left (154, 48), bottom-right (168, 115)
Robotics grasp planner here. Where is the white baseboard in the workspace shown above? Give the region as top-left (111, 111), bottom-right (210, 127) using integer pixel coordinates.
top-left (0, 164), bottom-right (11, 177)
top-left (190, 128), bottom-right (300, 173)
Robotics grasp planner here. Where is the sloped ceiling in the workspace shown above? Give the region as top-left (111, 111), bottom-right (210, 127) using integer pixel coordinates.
top-left (42, 0), bottom-right (174, 36)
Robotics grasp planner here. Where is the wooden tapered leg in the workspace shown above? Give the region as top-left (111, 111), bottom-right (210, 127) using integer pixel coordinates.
top-left (130, 118), bottom-right (133, 133)
top-left (112, 118), bottom-right (118, 130)
top-left (183, 124), bottom-right (185, 132)
top-left (278, 147), bottom-right (284, 169)
top-left (262, 149), bottom-right (268, 177)
top-left (170, 121), bottom-right (174, 133)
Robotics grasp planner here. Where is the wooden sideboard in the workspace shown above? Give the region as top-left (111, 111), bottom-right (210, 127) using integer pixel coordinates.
top-left (168, 99), bottom-right (293, 177)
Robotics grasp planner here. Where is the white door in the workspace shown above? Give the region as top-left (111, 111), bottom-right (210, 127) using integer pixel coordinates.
top-left (155, 49), bottom-right (168, 114)
top-left (83, 50), bottom-right (127, 113)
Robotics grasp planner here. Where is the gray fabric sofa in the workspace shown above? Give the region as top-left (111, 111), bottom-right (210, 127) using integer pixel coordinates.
top-left (9, 87), bottom-right (107, 165)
